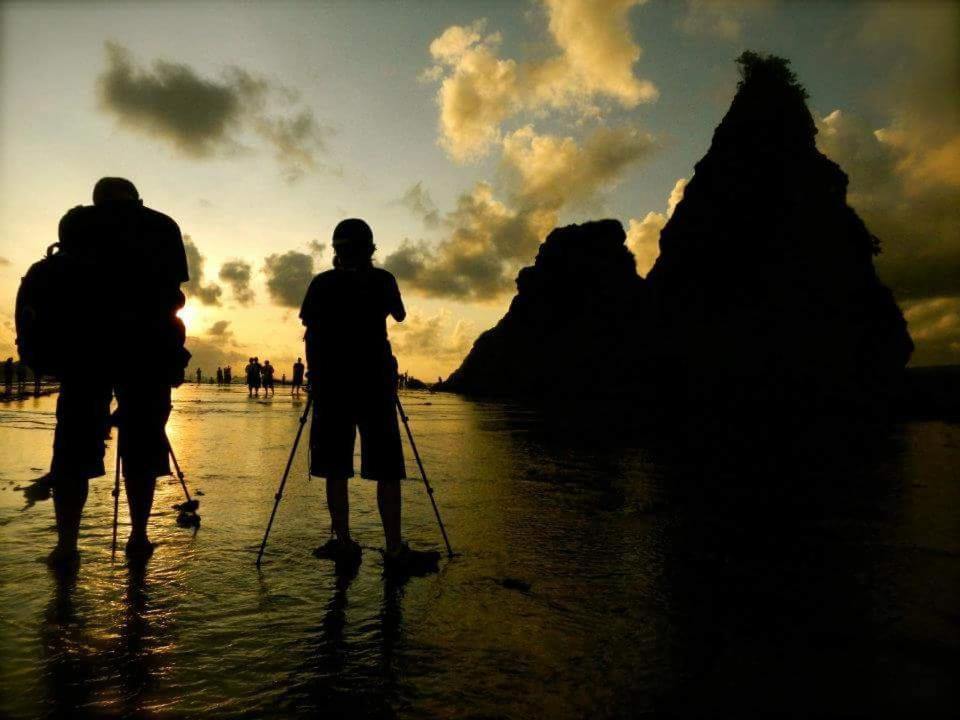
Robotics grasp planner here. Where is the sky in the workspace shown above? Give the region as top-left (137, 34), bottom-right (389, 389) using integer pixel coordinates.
top-left (1, 0), bottom-right (957, 378)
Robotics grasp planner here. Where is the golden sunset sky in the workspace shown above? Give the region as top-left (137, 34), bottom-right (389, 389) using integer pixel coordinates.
top-left (1, 0), bottom-right (957, 379)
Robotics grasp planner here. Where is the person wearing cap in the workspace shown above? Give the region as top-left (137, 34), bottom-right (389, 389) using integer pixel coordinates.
top-left (299, 218), bottom-right (440, 575)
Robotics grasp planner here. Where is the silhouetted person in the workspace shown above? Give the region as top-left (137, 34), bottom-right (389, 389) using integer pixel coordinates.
top-left (4, 357), bottom-right (13, 396)
top-left (224, 366), bottom-right (232, 385)
top-left (292, 357), bottom-right (305, 397)
top-left (253, 357), bottom-right (262, 396)
top-left (216, 367), bottom-right (223, 386)
top-left (262, 360), bottom-right (275, 396)
top-left (245, 358), bottom-right (255, 396)
top-left (48, 177), bottom-right (189, 567)
top-left (195, 367), bottom-right (202, 385)
top-left (300, 218), bottom-right (440, 575)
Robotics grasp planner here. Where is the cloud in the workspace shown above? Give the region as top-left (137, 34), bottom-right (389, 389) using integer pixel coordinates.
top-left (677, 0), bottom-right (770, 40)
top-left (182, 235), bottom-right (223, 306)
top-left (262, 251), bottom-right (314, 308)
top-left (813, 1), bottom-right (960, 364)
top-left (185, 335), bottom-right (247, 373)
top-left (307, 239), bottom-right (327, 258)
top-left (390, 309), bottom-right (475, 363)
top-left (206, 320), bottom-right (233, 339)
top-left (398, 182), bottom-right (440, 228)
top-left (425, 1), bottom-right (657, 162)
top-left (385, 125), bottom-right (655, 299)
top-left (902, 297), bottom-right (960, 367)
top-left (626, 177), bottom-right (686, 276)
top-left (98, 42), bottom-right (333, 181)
top-left (218, 260), bottom-right (255, 305)
top-left (501, 124), bottom-right (656, 211)
top-left (253, 108), bottom-right (334, 182)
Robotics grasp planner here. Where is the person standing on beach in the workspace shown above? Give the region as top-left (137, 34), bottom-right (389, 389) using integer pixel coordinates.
top-left (46, 177), bottom-right (189, 566)
top-left (216, 367), bottom-right (223, 386)
top-left (253, 357), bottom-right (262, 397)
top-left (300, 218), bottom-right (440, 575)
top-left (292, 357), bottom-right (304, 397)
top-left (262, 360), bottom-right (275, 397)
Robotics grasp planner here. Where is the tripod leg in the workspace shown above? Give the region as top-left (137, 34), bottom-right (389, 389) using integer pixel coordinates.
top-left (111, 443), bottom-right (121, 560)
top-left (167, 438), bottom-right (192, 504)
top-left (256, 395), bottom-right (313, 566)
top-left (395, 396), bottom-right (454, 558)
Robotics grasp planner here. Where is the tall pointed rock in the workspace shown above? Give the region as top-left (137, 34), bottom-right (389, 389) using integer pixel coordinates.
top-left (645, 52), bottom-right (912, 404)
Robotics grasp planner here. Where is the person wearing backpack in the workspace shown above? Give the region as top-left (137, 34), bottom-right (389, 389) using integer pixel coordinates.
top-left (42, 177), bottom-right (189, 568)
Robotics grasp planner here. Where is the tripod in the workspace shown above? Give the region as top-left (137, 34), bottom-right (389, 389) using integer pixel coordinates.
top-left (256, 395), bottom-right (313, 567)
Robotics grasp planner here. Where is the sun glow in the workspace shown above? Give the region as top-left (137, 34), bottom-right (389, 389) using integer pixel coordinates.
top-left (177, 303), bottom-right (197, 332)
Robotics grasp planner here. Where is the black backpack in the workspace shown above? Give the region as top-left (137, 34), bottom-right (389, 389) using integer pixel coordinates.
top-left (15, 242), bottom-right (101, 378)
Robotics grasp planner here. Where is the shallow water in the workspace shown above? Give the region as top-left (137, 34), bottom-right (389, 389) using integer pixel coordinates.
top-left (1, 385), bottom-right (958, 717)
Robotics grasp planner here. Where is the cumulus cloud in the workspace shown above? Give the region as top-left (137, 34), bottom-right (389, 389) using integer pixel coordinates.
top-left (425, 1), bottom-right (657, 162)
top-left (677, 0), bottom-right (770, 40)
top-left (206, 319), bottom-right (234, 340)
top-left (626, 178), bottom-right (686, 276)
top-left (398, 182), bottom-right (440, 228)
top-left (390, 309), bottom-right (475, 364)
top-left (385, 125), bottom-right (655, 300)
top-left (98, 42), bottom-right (333, 181)
top-left (263, 251), bottom-right (314, 308)
top-left (218, 259), bottom-right (255, 305)
top-left (307, 239), bottom-right (327, 258)
top-left (814, 1), bottom-right (960, 364)
top-left (182, 235), bottom-right (223, 306)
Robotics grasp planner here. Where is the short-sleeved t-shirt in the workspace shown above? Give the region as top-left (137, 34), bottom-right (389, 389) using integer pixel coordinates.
top-left (57, 202), bottom-right (188, 366)
top-left (300, 267), bottom-right (404, 375)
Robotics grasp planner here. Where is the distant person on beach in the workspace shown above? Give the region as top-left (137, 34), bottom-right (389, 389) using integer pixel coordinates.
top-left (246, 357), bottom-right (261, 397)
top-left (4, 357), bottom-right (14, 395)
top-left (300, 218), bottom-right (440, 575)
top-left (216, 367), bottom-right (223, 386)
top-left (195, 368), bottom-right (202, 385)
top-left (262, 360), bottom-right (275, 396)
top-left (45, 177), bottom-right (189, 567)
top-left (224, 366), bottom-right (232, 385)
top-left (292, 358), bottom-right (304, 397)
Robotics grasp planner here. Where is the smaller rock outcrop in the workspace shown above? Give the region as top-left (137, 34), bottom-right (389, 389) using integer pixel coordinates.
top-left (444, 220), bottom-right (644, 398)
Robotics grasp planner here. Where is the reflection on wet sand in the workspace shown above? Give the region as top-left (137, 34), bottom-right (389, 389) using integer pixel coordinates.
top-left (2, 387), bottom-right (957, 717)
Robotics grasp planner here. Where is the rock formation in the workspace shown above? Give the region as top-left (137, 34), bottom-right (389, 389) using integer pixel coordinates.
top-left (645, 52), bottom-right (912, 407)
top-left (443, 219), bottom-right (644, 398)
top-left (445, 53), bottom-right (913, 408)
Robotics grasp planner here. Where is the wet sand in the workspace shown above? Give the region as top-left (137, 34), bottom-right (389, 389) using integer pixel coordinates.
top-left (1, 385), bottom-right (958, 717)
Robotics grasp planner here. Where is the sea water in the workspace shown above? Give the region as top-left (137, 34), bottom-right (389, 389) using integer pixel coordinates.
top-left (1, 385), bottom-right (957, 717)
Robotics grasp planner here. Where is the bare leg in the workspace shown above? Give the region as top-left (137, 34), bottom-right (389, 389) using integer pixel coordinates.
top-left (52, 476), bottom-right (88, 553)
top-left (326, 476), bottom-right (350, 540)
top-left (124, 473), bottom-right (156, 550)
top-left (377, 480), bottom-right (402, 553)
